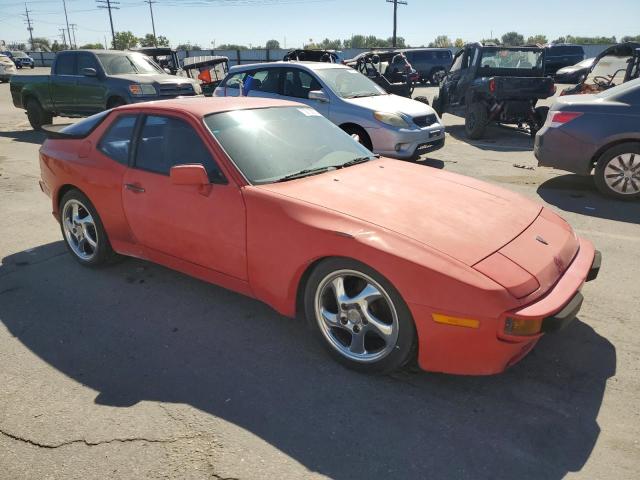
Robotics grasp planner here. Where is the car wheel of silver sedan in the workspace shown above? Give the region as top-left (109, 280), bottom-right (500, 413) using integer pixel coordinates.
top-left (60, 190), bottom-right (116, 266)
top-left (304, 258), bottom-right (417, 373)
top-left (595, 143), bottom-right (640, 200)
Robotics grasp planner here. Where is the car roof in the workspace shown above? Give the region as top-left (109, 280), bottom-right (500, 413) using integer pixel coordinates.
top-left (229, 61), bottom-right (348, 72)
top-left (114, 96), bottom-right (305, 117)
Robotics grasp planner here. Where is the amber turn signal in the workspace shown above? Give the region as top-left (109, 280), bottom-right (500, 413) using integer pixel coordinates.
top-left (432, 314), bottom-right (480, 329)
top-left (504, 317), bottom-right (543, 336)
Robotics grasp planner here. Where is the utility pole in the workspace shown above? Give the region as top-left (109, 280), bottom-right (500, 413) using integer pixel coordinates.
top-left (70, 23), bottom-right (78, 49)
top-left (59, 28), bottom-right (67, 48)
top-left (23, 4), bottom-right (35, 50)
top-left (386, 0), bottom-right (407, 48)
top-left (96, 0), bottom-right (119, 49)
top-left (144, 0), bottom-right (157, 46)
top-left (61, 0), bottom-right (72, 49)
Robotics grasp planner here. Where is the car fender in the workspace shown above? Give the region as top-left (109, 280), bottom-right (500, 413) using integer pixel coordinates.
top-left (242, 187), bottom-right (514, 320)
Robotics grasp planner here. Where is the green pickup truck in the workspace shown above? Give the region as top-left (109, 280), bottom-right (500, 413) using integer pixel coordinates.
top-left (10, 49), bottom-right (202, 130)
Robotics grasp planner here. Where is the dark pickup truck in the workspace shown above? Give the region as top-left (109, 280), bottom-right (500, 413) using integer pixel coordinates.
top-left (433, 43), bottom-right (555, 139)
top-left (10, 49), bottom-right (202, 130)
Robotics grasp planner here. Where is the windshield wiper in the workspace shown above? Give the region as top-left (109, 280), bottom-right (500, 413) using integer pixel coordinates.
top-left (275, 166), bottom-right (337, 182)
top-left (340, 154), bottom-right (380, 167)
top-left (346, 93), bottom-right (379, 98)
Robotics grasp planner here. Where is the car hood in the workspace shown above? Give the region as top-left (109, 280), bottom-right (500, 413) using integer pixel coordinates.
top-left (556, 66), bottom-right (579, 74)
top-left (110, 73), bottom-right (197, 85)
top-left (258, 158), bottom-right (542, 266)
top-left (343, 93), bottom-right (435, 116)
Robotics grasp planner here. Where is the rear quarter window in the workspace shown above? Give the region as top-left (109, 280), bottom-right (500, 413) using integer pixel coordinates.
top-left (98, 115), bottom-right (137, 165)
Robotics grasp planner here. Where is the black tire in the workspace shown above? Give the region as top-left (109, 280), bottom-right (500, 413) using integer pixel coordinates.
top-left (59, 189), bottom-right (118, 267)
top-left (107, 97), bottom-right (126, 109)
top-left (304, 258), bottom-right (417, 374)
top-left (341, 124), bottom-right (373, 151)
top-left (413, 95), bottom-right (430, 106)
top-left (432, 94), bottom-right (443, 117)
top-left (465, 102), bottom-right (488, 139)
top-left (429, 68), bottom-right (446, 85)
top-left (26, 98), bottom-right (53, 131)
top-left (594, 142), bottom-right (640, 200)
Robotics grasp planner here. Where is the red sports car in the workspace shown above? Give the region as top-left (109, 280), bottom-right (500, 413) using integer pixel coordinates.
top-left (38, 97), bottom-right (601, 375)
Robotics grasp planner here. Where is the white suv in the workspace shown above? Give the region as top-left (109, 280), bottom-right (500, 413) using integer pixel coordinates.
top-left (213, 62), bottom-right (445, 159)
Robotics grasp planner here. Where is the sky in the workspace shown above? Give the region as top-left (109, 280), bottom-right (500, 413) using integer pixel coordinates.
top-left (0, 0), bottom-right (639, 49)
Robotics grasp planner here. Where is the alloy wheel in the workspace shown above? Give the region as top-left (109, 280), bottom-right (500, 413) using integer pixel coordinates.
top-left (604, 153), bottom-right (640, 195)
top-left (314, 269), bottom-right (399, 363)
top-left (62, 199), bottom-right (99, 261)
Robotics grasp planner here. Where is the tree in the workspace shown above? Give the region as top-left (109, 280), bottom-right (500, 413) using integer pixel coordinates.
top-left (526, 34), bottom-right (548, 45)
top-left (50, 40), bottom-right (69, 52)
top-left (387, 36), bottom-right (406, 48)
top-left (429, 35), bottom-right (452, 48)
top-left (8, 42), bottom-right (26, 50)
top-left (481, 38), bottom-right (501, 45)
top-left (30, 37), bottom-right (50, 51)
top-left (454, 38), bottom-right (465, 48)
top-left (621, 35), bottom-right (640, 43)
top-left (139, 34), bottom-right (169, 47)
top-left (501, 31), bottom-right (524, 46)
top-left (112, 31), bottom-right (138, 50)
top-left (80, 43), bottom-right (104, 49)
top-left (215, 44), bottom-right (246, 51)
top-left (265, 39), bottom-right (280, 49)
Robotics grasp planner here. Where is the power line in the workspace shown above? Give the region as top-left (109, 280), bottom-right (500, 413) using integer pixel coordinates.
top-left (96, 0), bottom-right (119, 49)
top-left (386, 0), bottom-right (407, 48)
top-left (145, 0), bottom-right (157, 46)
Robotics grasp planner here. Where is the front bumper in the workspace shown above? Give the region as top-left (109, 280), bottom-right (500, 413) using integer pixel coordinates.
top-left (368, 123), bottom-right (446, 159)
top-left (535, 127), bottom-right (597, 175)
top-left (410, 239), bottom-right (599, 375)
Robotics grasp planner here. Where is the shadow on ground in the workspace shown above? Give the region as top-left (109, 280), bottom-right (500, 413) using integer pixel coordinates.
top-left (0, 129), bottom-right (45, 145)
top-left (538, 174), bottom-right (640, 224)
top-left (0, 242), bottom-right (616, 480)
top-left (446, 123), bottom-right (534, 153)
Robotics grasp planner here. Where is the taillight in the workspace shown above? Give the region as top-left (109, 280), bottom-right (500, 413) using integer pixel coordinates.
top-left (489, 78), bottom-right (496, 93)
top-left (549, 111), bottom-right (583, 127)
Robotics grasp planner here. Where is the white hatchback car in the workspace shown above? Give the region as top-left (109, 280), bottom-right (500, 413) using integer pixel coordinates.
top-left (213, 62), bottom-right (445, 159)
top-left (0, 54), bottom-right (17, 82)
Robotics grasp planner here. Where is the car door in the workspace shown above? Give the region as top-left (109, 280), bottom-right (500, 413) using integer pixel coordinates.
top-left (280, 67), bottom-right (330, 116)
top-left (121, 113), bottom-right (247, 280)
top-left (75, 52), bottom-right (108, 114)
top-left (50, 52), bottom-right (78, 114)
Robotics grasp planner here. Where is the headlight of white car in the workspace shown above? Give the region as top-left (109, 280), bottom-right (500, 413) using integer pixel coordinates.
top-left (373, 111), bottom-right (410, 128)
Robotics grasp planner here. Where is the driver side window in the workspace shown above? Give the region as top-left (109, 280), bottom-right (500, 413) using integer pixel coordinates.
top-left (450, 52), bottom-right (464, 73)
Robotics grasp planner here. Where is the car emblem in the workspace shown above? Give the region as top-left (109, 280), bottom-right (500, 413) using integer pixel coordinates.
top-left (536, 235), bottom-right (549, 245)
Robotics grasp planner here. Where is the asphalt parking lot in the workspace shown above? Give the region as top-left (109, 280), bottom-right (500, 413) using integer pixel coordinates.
top-left (0, 67), bottom-right (639, 480)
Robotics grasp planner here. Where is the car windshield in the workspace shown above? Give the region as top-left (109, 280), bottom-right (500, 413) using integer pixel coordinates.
top-left (12, 51), bottom-right (28, 58)
top-left (314, 67), bottom-right (386, 98)
top-left (480, 49), bottom-right (543, 69)
top-left (204, 106), bottom-right (373, 184)
top-left (96, 53), bottom-right (164, 75)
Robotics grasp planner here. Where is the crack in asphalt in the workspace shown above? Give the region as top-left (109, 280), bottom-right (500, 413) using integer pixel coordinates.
top-left (0, 427), bottom-right (203, 450)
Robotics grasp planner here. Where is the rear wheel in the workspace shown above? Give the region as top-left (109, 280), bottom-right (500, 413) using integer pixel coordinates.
top-left (430, 68), bottom-right (446, 85)
top-left (59, 190), bottom-right (117, 266)
top-left (304, 258), bottom-right (417, 374)
top-left (594, 143), bottom-right (640, 200)
top-left (26, 98), bottom-right (53, 131)
top-left (530, 106), bottom-right (549, 137)
top-left (341, 124), bottom-right (373, 151)
top-left (465, 102), bottom-right (488, 139)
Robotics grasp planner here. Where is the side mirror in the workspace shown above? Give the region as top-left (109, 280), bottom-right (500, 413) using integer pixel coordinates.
top-left (308, 89), bottom-right (329, 103)
top-left (170, 164), bottom-right (209, 186)
top-left (82, 67), bottom-right (97, 77)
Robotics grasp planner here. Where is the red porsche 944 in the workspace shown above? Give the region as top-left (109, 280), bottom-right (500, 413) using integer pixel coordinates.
top-left (38, 97), bottom-right (601, 375)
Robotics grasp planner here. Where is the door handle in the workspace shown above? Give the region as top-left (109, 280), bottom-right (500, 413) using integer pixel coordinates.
top-left (124, 183), bottom-right (145, 193)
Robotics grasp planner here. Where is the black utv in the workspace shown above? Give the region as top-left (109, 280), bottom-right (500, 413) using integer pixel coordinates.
top-left (432, 43), bottom-right (556, 139)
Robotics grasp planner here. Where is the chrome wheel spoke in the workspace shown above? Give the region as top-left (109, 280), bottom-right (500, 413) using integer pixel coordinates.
top-left (330, 276), bottom-right (348, 304)
top-left (362, 309), bottom-right (393, 338)
top-left (62, 199), bottom-right (98, 261)
top-left (350, 283), bottom-right (382, 307)
top-left (320, 307), bottom-right (340, 328)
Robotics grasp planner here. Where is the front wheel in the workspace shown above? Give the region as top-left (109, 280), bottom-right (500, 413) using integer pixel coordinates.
top-left (341, 125), bottom-right (373, 151)
top-left (594, 143), bottom-right (640, 200)
top-left (465, 102), bottom-right (488, 139)
top-left (304, 258), bottom-right (417, 374)
top-left (59, 190), bottom-right (117, 266)
top-left (430, 68), bottom-right (446, 85)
